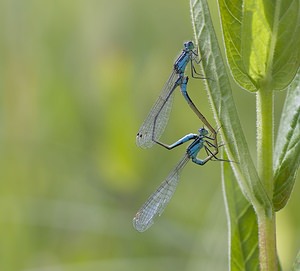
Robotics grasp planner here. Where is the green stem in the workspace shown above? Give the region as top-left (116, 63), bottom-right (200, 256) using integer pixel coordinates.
top-left (256, 88), bottom-right (277, 271)
top-left (257, 89), bottom-right (274, 197)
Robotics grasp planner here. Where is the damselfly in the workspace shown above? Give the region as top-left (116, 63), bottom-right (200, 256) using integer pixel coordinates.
top-left (133, 127), bottom-right (223, 232)
top-left (136, 41), bottom-right (216, 149)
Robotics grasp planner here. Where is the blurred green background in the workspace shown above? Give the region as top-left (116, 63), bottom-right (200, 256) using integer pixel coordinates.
top-left (0, 0), bottom-right (299, 270)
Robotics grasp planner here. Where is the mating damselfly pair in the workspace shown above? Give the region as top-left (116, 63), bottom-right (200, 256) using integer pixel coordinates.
top-left (133, 41), bottom-right (225, 232)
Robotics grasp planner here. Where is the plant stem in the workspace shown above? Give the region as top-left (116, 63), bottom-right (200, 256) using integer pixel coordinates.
top-left (257, 210), bottom-right (277, 271)
top-left (256, 88), bottom-right (277, 271)
top-left (257, 89), bottom-right (274, 197)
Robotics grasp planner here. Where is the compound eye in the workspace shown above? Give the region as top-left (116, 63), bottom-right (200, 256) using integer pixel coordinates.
top-left (198, 128), bottom-right (208, 136)
top-left (186, 41), bottom-right (194, 50)
top-left (184, 41), bottom-right (192, 49)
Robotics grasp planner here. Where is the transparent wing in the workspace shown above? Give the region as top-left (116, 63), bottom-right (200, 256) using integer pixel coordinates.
top-left (133, 154), bottom-right (190, 232)
top-left (136, 71), bottom-right (180, 148)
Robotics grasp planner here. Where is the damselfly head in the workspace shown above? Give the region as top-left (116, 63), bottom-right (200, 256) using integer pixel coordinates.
top-left (184, 41), bottom-right (194, 51)
top-left (198, 127), bottom-right (208, 136)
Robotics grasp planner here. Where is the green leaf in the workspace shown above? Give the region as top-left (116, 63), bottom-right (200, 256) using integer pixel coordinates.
top-left (222, 159), bottom-right (259, 271)
top-left (273, 70), bottom-right (300, 211)
top-left (292, 250), bottom-right (300, 271)
top-left (218, 0), bottom-right (300, 92)
top-left (190, 0), bottom-right (272, 212)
